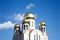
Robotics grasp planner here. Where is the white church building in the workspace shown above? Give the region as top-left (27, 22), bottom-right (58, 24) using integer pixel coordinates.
top-left (13, 11), bottom-right (48, 40)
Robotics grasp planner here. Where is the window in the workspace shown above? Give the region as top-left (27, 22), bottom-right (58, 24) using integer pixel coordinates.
top-left (34, 35), bottom-right (36, 40)
top-left (36, 33), bottom-right (38, 40)
top-left (41, 27), bottom-right (45, 32)
top-left (26, 25), bottom-right (28, 30)
top-left (39, 35), bottom-right (40, 40)
top-left (34, 33), bottom-right (38, 40)
top-left (44, 28), bottom-right (45, 32)
top-left (29, 21), bottom-right (30, 26)
top-left (24, 25), bottom-right (25, 30)
top-left (41, 28), bottom-right (43, 32)
top-left (32, 21), bottom-right (33, 27)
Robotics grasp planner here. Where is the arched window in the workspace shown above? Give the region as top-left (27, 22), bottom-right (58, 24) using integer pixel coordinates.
top-left (32, 21), bottom-right (33, 27)
top-left (34, 35), bottom-right (36, 40)
top-left (44, 28), bottom-right (45, 32)
top-left (36, 33), bottom-right (38, 40)
top-left (39, 35), bottom-right (40, 40)
top-left (24, 25), bottom-right (25, 30)
top-left (41, 27), bottom-right (45, 32)
top-left (41, 28), bottom-right (43, 32)
top-left (34, 33), bottom-right (38, 40)
top-left (26, 25), bottom-right (28, 30)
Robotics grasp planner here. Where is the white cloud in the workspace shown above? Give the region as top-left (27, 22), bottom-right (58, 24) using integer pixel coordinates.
top-left (0, 21), bottom-right (15, 29)
top-left (8, 13), bottom-right (25, 23)
top-left (0, 3), bottom-right (35, 29)
top-left (14, 13), bottom-right (25, 22)
top-left (0, 13), bottom-right (25, 30)
top-left (0, 13), bottom-right (24, 29)
top-left (26, 3), bottom-right (34, 10)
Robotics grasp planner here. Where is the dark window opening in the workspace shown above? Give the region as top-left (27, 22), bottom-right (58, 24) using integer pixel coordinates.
top-left (24, 25), bottom-right (25, 30)
top-left (26, 25), bottom-right (28, 30)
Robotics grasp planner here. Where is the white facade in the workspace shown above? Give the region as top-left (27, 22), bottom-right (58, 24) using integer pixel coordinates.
top-left (13, 12), bottom-right (48, 40)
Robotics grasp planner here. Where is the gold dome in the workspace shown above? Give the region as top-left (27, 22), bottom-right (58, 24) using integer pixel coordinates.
top-left (39, 22), bottom-right (46, 27)
top-left (14, 24), bottom-right (20, 28)
top-left (24, 12), bottom-right (35, 19)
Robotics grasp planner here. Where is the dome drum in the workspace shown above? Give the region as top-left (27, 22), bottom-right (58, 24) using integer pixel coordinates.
top-left (22, 21), bottom-right (29, 24)
top-left (22, 19), bottom-right (29, 24)
top-left (25, 17), bottom-right (35, 20)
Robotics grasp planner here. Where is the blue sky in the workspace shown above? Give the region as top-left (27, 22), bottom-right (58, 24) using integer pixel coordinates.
top-left (0, 0), bottom-right (60, 40)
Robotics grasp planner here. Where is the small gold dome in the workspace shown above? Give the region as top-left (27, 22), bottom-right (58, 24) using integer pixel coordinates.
top-left (24, 12), bottom-right (35, 19)
top-left (14, 24), bottom-right (20, 28)
top-left (39, 22), bottom-right (46, 27)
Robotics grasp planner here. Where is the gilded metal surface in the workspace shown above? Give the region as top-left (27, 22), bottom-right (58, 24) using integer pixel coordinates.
top-left (39, 22), bottom-right (46, 27)
top-left (14, 24), bottom-right (20, 28)
top-left (24, 12), bottom-right (35, 19)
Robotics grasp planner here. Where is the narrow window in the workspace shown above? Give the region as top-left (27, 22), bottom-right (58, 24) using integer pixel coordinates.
top-left (41, 28), bottom-right (43, 32)
top-left (26, 25), bottom-right (28, 30)
top-left (39, 35), bottom-right (40, 40)
top-left (24, 25), bottom-right (25, 30)
top-left (34, 35), bottom-right (36, 40)
top-left (32, 21), bottom-right (33, 27)
top-left (35, 33), bottom-right (38, 40)
top-left (36, 33), bottom-right (38, 40)
top-left (44, 28), bottom-right (45, 32)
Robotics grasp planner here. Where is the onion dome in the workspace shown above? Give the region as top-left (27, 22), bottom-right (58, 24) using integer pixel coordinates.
top-left (39, 22), bottom-right (46, 27)
top-left (14, 24), bottom-right (20, 28)
top-left (24, 12), bottom-right (35, 19)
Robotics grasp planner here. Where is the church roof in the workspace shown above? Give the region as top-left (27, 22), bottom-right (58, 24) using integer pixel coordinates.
top-left (39, 22), bottom-right (46, 27)
top-left (14, 24), bottom-right (20, 28)
top-left (24, 12), bottom-right (35, 19)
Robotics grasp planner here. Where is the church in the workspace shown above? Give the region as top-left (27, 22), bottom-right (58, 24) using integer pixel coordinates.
top-left (13, 11), bottom-right (48, 40)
